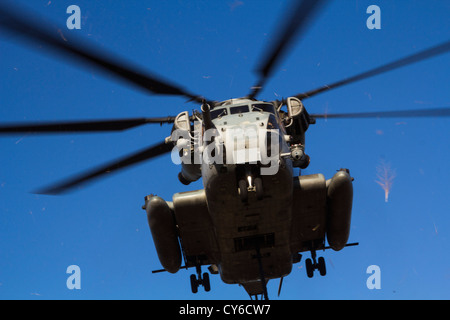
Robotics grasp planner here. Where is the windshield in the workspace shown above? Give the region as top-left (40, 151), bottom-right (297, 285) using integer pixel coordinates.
top-left (210, 108), bottom-right (228, 119)
top-left (266, 114), bottom-right (279, 129)
top-left (229, 105), bottom-right (250, 115)
top-left (251, 103), bottom-right (275, 114)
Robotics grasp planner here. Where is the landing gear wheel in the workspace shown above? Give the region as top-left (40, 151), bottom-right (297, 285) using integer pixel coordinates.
top-left (305, 258), bottom-right (314, 278)
top-left (305, 251), bottom-right (327, 278)
top-left (254, 177), bottom-right (263, 200)
top-left (190, 274), bottom-right (198, 294)
top-left (318, 257), bottom-right (326, 276)
top-left (202, 272), bottom-right (211, 292)
top-left (190, 265), bottom-right (211, 294)
top-left (238, 179), bottom-right (248, 203)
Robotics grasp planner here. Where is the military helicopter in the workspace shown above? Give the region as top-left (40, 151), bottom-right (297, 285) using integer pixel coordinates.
top-left (1, 1), bottom-right (449, 300)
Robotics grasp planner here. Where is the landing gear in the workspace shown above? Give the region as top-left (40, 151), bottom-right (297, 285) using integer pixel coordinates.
top-left (254, 177), bottom-right (264, 200)
top-left (238, 179), bottom-right (248, 203)
top-left (238, 176), bottom-right (264, 203)
top-left (190, 265), bottom-right (211, 294)
top-left (305, 250), bottom-right (326, 278)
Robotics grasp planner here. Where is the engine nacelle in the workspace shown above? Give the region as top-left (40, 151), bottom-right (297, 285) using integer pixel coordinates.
top-left (283, 97), bottom-right (313, 145)
top-left (145, 195), bottom-right (181, 273)
top-left (326, 169), bottom-right (353, 251)
top-left (171, 111), bottom-right (202, 185)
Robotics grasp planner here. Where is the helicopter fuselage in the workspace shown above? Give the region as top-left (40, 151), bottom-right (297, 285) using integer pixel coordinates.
top-left (146, 98), bottom-right (353, 298)
top-left (2, 0), bottom-right (447, 301)
top-left (200, 99), bottom-right (295, 284)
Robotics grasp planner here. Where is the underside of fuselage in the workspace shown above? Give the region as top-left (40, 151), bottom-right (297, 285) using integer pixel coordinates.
top-left (203, 160), bottom-right (294, 285)
top-left (146, 163), bottom-right (354, 299)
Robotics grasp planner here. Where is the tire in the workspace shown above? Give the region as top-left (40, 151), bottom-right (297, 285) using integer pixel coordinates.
top-left (239, 179), bottom-right (248, 203)
top-left (190, 274), bottom-right (198, 294)
top-left (202, 272), bottom-right (211, 292)
top-left (254, 177), bottom-right (263, 200)
top-left (318, 257), bottom-right (326, 276)
top-left (305, 258), bottom-right (314, 278)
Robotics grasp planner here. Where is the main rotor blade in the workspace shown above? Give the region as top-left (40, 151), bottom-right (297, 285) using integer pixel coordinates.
top-left (0, 117), bottom-right (177, 134)
top-left (35, 140), bottom-right (173, 195)
top-left (248, 0), bottom-right (329, 98)
top-left (296, 40), bottom-right (450, 100)
top-left (310, 107), bottom-right (450, 120)
top-left (0, 4), bottom-right (205, 103)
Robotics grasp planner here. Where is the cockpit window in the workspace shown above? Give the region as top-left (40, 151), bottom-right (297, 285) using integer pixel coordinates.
top-left (251, 103), bottom-right (275, 114)
top-left (210, 108), bottom-right (228, 119)
top-left (229, 105), bottom-right (250, 115)
top-left (266, 114), bottom-right (279, 129)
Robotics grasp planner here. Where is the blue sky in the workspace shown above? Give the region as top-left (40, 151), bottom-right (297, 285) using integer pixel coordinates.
top-left (0, 0), bottom-right (449, 300)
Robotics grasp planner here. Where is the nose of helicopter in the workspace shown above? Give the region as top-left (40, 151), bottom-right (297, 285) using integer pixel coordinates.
top-left (209, 124), bottom-right (281, 176)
